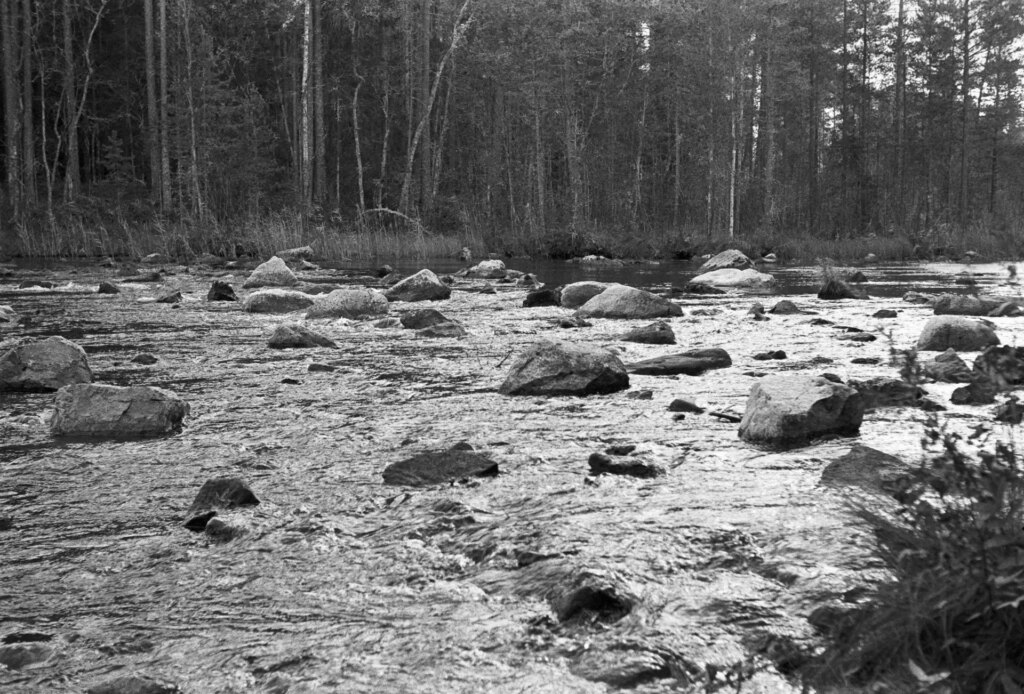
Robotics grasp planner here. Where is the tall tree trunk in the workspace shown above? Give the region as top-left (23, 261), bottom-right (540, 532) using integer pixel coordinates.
top-left (532, 90), bottom-right (545, 233)
top-left (21, 0), bottom-right (35, 205)
top-left (894, 0), bottom-right (906, 222)
top-left (312, 0), bottom-right (326, 203)
top-left (840, 0), bottom-right (849, 234)
top-left (157, 0), bottom-right (170, 211)
top-left (61, 0), bottom-right (79, 200)
top-left (960, 0), bottom-right (970, 231)
top-left (144, 0), bottom-right (160, 206)
top-left (672, 94), bottom-right (681, 229)
top-left (300, 0), bottom-right (312, 214)
top-left (1, 0), bottom-right (21, 215)
top-left (418, 0), bottom-right (432, 215)
top-left (180, 0), bottom-right (201, 217)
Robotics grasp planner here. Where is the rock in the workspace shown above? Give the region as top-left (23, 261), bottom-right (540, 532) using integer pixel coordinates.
top-left (306, 288), bottom-right (389, 320)
top-left (933, 293), bottom-right (1002, 316)
top-left (206, 280), bottom-right (237, 301)
top-left (559, 281), bottom-right (610, 309)
top-left (973, 345), bottom-right (1024, 390)
top-left (761, 252), bottom-right (778, 263)
top-left (499, 340), bottom-right (629, 396)
top-left (132, 353), bottom-right (158, 365)
top-left (954, 275), bottom-right (977, 286)
top-left (121, 270), bottom-right (163, 283)
top-left (376, 264), bottom-right (394, 278)
top-left (903, 291), bottom-right (934, 304)
top-left (682, 282), bottom-right (726, 295)
top-left (267, 323), bottom-right (337, 349)
top-left (516, 273), bottom-right (539, 287)
top-left (308, 362), bottom-right (335, 372)
top-left (194, 253), bottom-right (225, 267)
top-left (995, 397), bottom-right (1024, 424)
top-left (242, 256), bottom-right (297, 289)
top-left (845, 270), bottom-right (869, 283)
top-left (275, 245), bottom-right (315, 262)
top-left (697, 249), bottom-right (754, 272)
top-left (627, 390), bottom-right (652, 400)
top-left (747, 302), bottom-right (766, 317)
top-left (86, 676), bottom-right (180, 694)
top-left (864, 253), bottom-right (878, 262)
top-left (851, 357), bottom-right (881, 365)
top-left (951, 380), bottom-right (998, 405)
top-left (769, 300), bottom-right (801, 315)
top-left (839, 332), bottom-right (877, 342)
top-left (384, 268), bottom-right (451, 302)
top-left (242, 289), bottom-right (315, 314)
top-left (989, 302), bottom-right (1024, 317)
top-left (205, 512), bottom-right (256, 542)
top-left (576, 284), bottom-right (682, 319)
top-left (818, 278), bottom-right (868, 300)
top-left (374, 317), bottom-right (403, 329)
top-left (922, 349), bottom-right (973, 383)
top-left (417, 321), bottom-right (467, 338)
top-left (556, 316), bottom-right (592, 329)
top-left (689, 268), bottom-right (775, 287)
top-left (97, 281), bottom-right (120, 295)
top-left (872, 309), bottom-right (898, 318)
top-left (626, 348), bottom-right (732, 376)
top-left (383, 446), bottom-right (499, 486)
top-left (849, 377), bottom-right (927, 409)
top-left (620, 320), bottom-right (675, 345)
top-left (738, 375), bottom-right (865, 445)
top-left (465, 259), bottom-right (506, 279)
top-left (0, 642), bottom-right (54, 670)
top-left (0, 304), bottom-right (17, 323)
top-left (523, 287), bottom-right (561, 308)
top-left (456, 247), bottom-right (472, 262)
top-left (155, 289), bottom-right (182, 304)
top-left (753, 350), bottom-right (787, 360)
top-left (399, 308), bottom-right (451, 329)
top-left (51, 384), bottom-right (188, 438)
top-left (587, 452), bottom-right (664, 478)
top-left (917, 316), bottom-right (999, 352)
top-left (0, 336), bottom-right (92, 391)
top-left (819, 445), bottom-right (908, 494)
top-left (184, 477), bottom-right (260, 531)
top-left (668, 397), bottom-right (704, 413)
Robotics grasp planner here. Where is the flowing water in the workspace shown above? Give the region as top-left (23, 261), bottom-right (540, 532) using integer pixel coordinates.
top-left (0, 257), bottom-right (1021, 693)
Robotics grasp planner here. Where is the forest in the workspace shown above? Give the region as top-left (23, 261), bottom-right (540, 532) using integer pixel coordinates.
top-left (1, 0), bottom-right (1024, 259)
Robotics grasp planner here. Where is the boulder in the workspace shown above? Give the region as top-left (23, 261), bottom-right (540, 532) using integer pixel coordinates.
top-left (384, 268), bottom-right (451, 302)
top-left (872, 309), bottom-right (898, 318)
top-left (848, 377), bottom-right (927, 409)
top-left (995, 397), bottom-right (1024, 424)
top-left (86, 676), bottom-right (180, 694)
top-left (576, 285), bottom-right (682, 319)
top-left (818, 278), bottom-right (868, 300)
top-left (417, 321), bottom-right (467, 338)
top-left (689, 268), bottom-right (775, 287)
top-left (587, 452), bottom-right (664, 478)
top-left (267, 323), bottom-right (337, 349)
top-left (0, 337), bottom-right (92, 391)
top-left (184, 477), bottom-right (260, 531)
top-left (155, 289), bottom-right (182, 304)
top-left (819, 445), bottom-right (908, 494)
top-left (738, 375), bottom-right (865, 446)
top-left (0, 642), bottom-right (54, 670)
top-left (845, 270), bottom-right (869, 283)
top-left (97, 281), bottom-right (120, 295)
top-left (206, 280), bottom-right (237, 301)
top-left (988, 302), bottom-right (1024, 317)
top-left (523, 287), bottom-right (562, 308)
top-left (465, 259), bottom-right (506, 279)
top-left (383, 445), bottom-right (499, 486)
top-left (682, 282), bottom-right (726, 295)
top-left (242, 256), bottom-right (297, 289)
top-left (903, 291), bottom-right (934, 305)
top-left (917, 316), bottom-right (999, 352)
top-left (753, 350), bottom-right (787, 360)
top-left (769, 300), bottom-right (801, 315)
top-left (973, 345), bottom-right (1024, 390)
top-left (560, 281), bottom-right (610, 309)
top-left (499, 340), bottom-right (629, 396)
top-left (400, 308), bottom-right (451, 329)
top-left (620, 320), bottom-right (675, 345)
top-left (697, 249), bottom-right (754, 273)
top-left (668, 397), bottom-right (704, 413)
top-left (242, 288), bottom-right (315, 314)
top-left (922, 349), bottom-right (974, 383)
top-left (0, 304), bottom-right (17, 323)
top-left (51, 384), bottom-right (188, 438)
top-left (626, 348), bottom-right (732, 376)
top-left (306, 287), bottom-right (389, 320)
top-left (933, 293), bottom-right (1002, 316)
top-left (951, 380), bottom-right (998, 405)
top-left (140, 253), bottom-right (169, 264)
top-left (275, 245), bottom-right (315, 262)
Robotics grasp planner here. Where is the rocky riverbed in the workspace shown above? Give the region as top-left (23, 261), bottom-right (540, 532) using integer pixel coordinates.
top-left (1, 257), bottom-right (1022, 693)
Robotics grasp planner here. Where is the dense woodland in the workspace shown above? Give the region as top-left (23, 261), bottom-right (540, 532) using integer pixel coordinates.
top-left (2, 0), bottom-right (1024, 256)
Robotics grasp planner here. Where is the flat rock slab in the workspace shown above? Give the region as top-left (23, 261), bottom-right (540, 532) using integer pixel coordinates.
top-left (0, 336), bottom-right (92, 391)
top-left (306, 288), bottom-right (389, 320)
top-left (382, 448), bottom-right (499, 486)
top-left (417, 321), bottom-right (467, 338)
top-left (242, 256), bottom-right (297, 289)
top-left (626, 348), bottom-right (732, 376)
top-left (576, 284), bottom-right (682, 319)
top-left (689, 268), bottom-right (775, 287)
top-left (738, 375), bottom-right (864, 446)
top-left (51, 384), bottom-right (189, 439)
top-left (588, 452), bottom-right (664, 478)
top-left (243, 289), bottom-right (315, 314)
top-left (267, 323), bottom-right (337, 349)
top-left (500, 340), bottom-right (629, 396)
top-left (385, 268), bottom-right (451, 302)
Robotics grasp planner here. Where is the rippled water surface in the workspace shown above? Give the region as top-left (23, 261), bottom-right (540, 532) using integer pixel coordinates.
top-left (1, 257), bottom-right (1022, 692)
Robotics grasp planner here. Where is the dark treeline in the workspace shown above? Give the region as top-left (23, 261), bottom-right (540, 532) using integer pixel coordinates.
top-left (2, 0), bottom-right (1024, 255)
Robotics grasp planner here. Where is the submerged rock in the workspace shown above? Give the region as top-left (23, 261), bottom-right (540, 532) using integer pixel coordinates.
top-left (0, 336), bottom-right (92, 391)
top-left (738, 375), bottom-right (865, 446)
top-left (206, 280), bottom-right (237, 301)
top-left (849, 377), bottom-right (927, 409)
top-left (400, 308), bottom-right (451, 330)
top-left (689, 268), bottom-right (775, 287)
top-left (185, 477), bottom-right (260, 531)
top-left (499, 340), bottom-right (629, 396)
top-left (382, 446), bottom-right (499, 486)
top-left (769, 300), bottom-right (801, 315)
top-left (587, 452), bottom-right (664, 478)
top-left (559, 281), bottom-right (610, 309)
top-left (384, 268), bottom-right (451, 302)
top-left (819, 445), bottom-right (908, 494)
top-left (697, 249), bottom-right (753, 273)
top-left (620, 320), bottom-right (675, 345)
top-left (817, 278), bottom-right (868, 300)
top-left (668, 397), bottom-right (704, 413)
top-left (917, 316), bottom-right (999, 352)
top-left (973, 345), bottom-right (1024, 390)
top-left (242, 256), bottom-right (297, 289)
top-left (155, 289), bottom-right (182, 304)
top-left (51, 384), bottom-right (189, 438)
top-left (753, 350), bottom-right (787, 360)
top-left (576, 285), bottom-right (682, 319)
top-left (242, 288), bottom-right (315, 314)
top-left (306, 288), bottom-right (389, 320)
top-left (872, 309), bottom-right (897, 318)
top-left (86, 676), bottom-right (180, 694)
top-left (97, 281), bottom-right (121, 295)
top-left (267, 323), bottom-right (337, 349)
top-left (682, 282), bottom-right (726, 295)
top-left (417, 321), bottom-right (467, 338)
top-left (523, 286), bottom-right (562, 308)
top-left (626, 348), bottom-right (732, 376)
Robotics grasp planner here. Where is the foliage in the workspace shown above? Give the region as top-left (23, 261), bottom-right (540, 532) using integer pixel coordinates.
top-left (812, 416), bottom-right (1024, 692)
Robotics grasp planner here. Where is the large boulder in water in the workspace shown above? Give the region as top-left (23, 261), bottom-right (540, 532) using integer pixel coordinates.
top-left (267, 323), bottom-right (337, 349)
top-left (576, 285), bottom-right (682, 319)
top-left (465, 259), bottom-right (506, 279)
top-left (933, 294), bottom-right (1003, 316)
top-left (819, 445), bottom-right (909, 494)
top-left (242, 288), bottom-right (315, 314)
top-left (0, 336), bottom-right (92, 391)
top-left (560, 281), bottom-right (610, 309)
top-left (51, 384), bottom-right (189, 438)
top-left (689, 268), bottom-right (775, 287)
top-left (626, 348), bottom-right (731, 376)
top-left (738, 375), bottom-right (865, 446)
top-left (242, 256), bottom-right (297, 289)
top-left (499, 340), bottom-right (629, 396)
top-left (620, 321), bottom-right (675, 345)
top-left (917, 316), bottom-right (999, 352)
top-left (698, 249), bottom-right (753, 273)
top-left (384, 268), bottom-right (451, 302)
top-left (818, 278), bottom-right (868, 300)
top-left (382, 445), bottom-right (499, 486)
top-left (206, 280), bottom-right (237, 301)
top-left (306, 287), bottom-right (389, 320)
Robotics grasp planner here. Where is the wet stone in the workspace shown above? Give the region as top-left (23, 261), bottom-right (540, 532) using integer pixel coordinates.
top-left (668, 397), bottom-right (704, 413)
top-left (753, 350), bottom-right (787, 360)
top-left (243, 289), bottom-right (314, 314)
top-left (818, 278), bottom-right (868, 300)
top-left (0, 642), bottom-right (54, 670)
top-left (739, 375), bottom-right (865, 446)
top-left (267, 323), bottom-right (337, 349)
top-left (121, 270), bottom-right (163, 283)
top-left (626, 348), bottom-right (732, 376)
top-left (384, 268), bottom-right (451, 302)
top-left (989, 302), bottom-right (1024, 317)
top-left (974, 345), bottom-right (1024, 390)
top-left (416, 321), bottom-right (467, 338)
top-left (400, 308), bottom-right (451, 330)
top-left (994, 397), bottom-right (1024, 424)
top-left (0, 304), bottom-right (16, 323)
top-left (306, 288), bottom-right (389, 320)
top-left (500, 340), bottom-right (628, 396)
top-left (97, 281), bottom-right (120, 295)
top-left (51, 384), bottom-right (189, 439)
top-left (933, 293), bottom-right (1003, 316)
top-left (465, 259), bottom-right (506, 279)
top-left (849, 377), bottom-right (927, 410)
top-left (851, 357), bottom-right (881, 364)
top-left (206, 280), bottom-right (237, 301)
top-left (605, 444), bottom-right (636, 456)
top-left (242, 256), bottom-right (298, 289)
top-left (917, 316), bottom-right (999, 352)
top-left (819, 445), bottom-right (909, 495)
top-left (155, 289), bottom-right (182, 304)
top-left (626, 389), bottom-right (653, 400)
top-left (382, 447), bottom-right (499, 486)
top-left (185, 477), bottom-right (260, 531)
top-left (682, 282), bottom-right (726, 295)
top-left (698, 249), bottom-right (753, 273)
top-left (769, 300), bottom-right (801, 315)
top-left (922, 348), bottom-right (973, 383)
top-left (19, 280), bottom-right (55, 289)
top-left (620, 320), bottom-right (675, 345)
top-left (951, 380), bottom-right (998, 405)
top-left (576, 284), bottom-right (682, 319)
top-left (276, 245), bottom-right (315, 262)
top-left (559, 281), bottom-right (609, 309)
top-left (0, 336), bottom-right (92, 392)
top-left (903, 290), bottom-right (934, 304)
top-left (556, 316), bottom-right (591, 329)
top-left (872, 309), bottom-right (898, 318)
top-left (132, 353), bottom-right (159, 365)
top-left (588, 452), bottom-right (664, 478)
top-left (307, 362), bottom-right (335, 373)
top-left (523, 287), bottom-right (562, 308)
top-left (376, 264), bottom-right (394, 278)
top-left (838, 332), bottom-right (877, 342)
